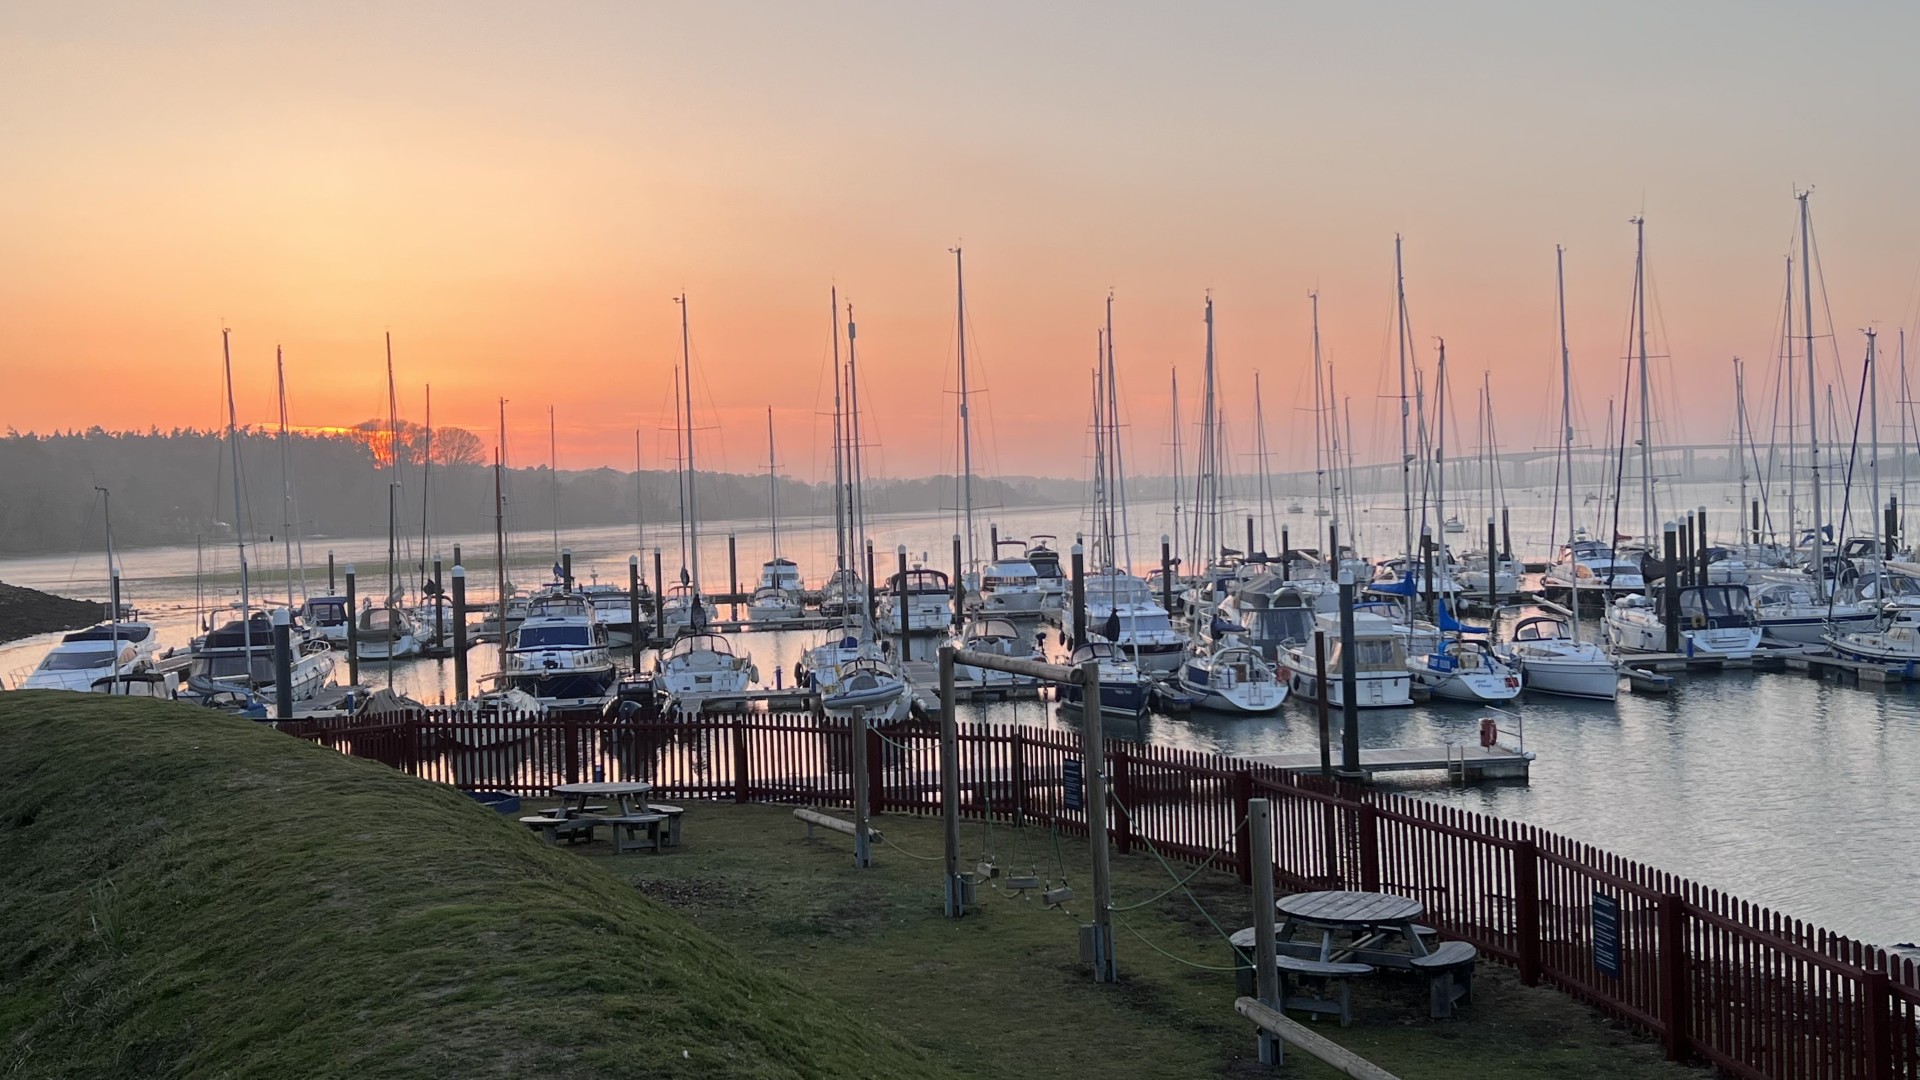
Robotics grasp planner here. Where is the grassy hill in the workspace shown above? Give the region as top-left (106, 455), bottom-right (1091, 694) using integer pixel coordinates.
top-left (0, 693), bottom-right (961, 1080)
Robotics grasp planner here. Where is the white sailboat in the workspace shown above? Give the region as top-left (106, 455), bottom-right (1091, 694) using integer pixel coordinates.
top-left (749, 408), bottom-right (806, 623)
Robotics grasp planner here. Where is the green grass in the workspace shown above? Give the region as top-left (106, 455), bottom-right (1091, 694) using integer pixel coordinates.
top-left (0, 693), bottom-right (963, 1080)
top-left (0, 693), bottom-right (1707, 1080)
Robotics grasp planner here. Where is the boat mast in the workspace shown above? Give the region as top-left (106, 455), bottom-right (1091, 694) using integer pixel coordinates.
top-left (420, 385), bottom-right (433, 592)
top-left (1395, 235), bottom-right (1415, 572)
top-left (1106, 293), bottom-right (1132, 578)
top-left (829, 286), bottom-right (847, 574)
top-left (766, 408), bottom-right (780, 566)
top-left (548, 405), bottom-right (560, 567)
top-left (221, 328), bottom-right (254, 685)
top-left (1799, 192), bottom-right (1824, 594)
top-left (1434, 339), bottom-right (1449, 602)
top-left (1310, 292), bottom-right (1328, 519)
top-left (1169, 367), bottom-right (1184, 580)
top-left (951, 247), bottom-right (977, 579)
top-left (1734, 358), bottom-right (1749, 548)
top-left (493, 447), bottom-right (507, 668)
top-left (676, 294), bottom-right (701, 597)
top-left (633, 428), bottom-right (645, 551)
top-left (1902, 328), bottom-right (1911, 542)
top-left (1253, 371), bottom-right (1275, 555)
top-left (1556, 245), bottom-right (1581, 633)
top-left (1091, 332), bottom-right (1109, 568)
top-left (847, 302), bottom-right (868, 565)
top-left (97, 485), bottom-right (118, 693)
top-left (1632, 216), bottom-right (1655, 543)
top-left (1784, 255), bottom-right (1797, 544)
top-left (1867, 328), bottom-right (1880, 557)
top-left (1197, 294), bottom-right (1219, 569)
top-left (385, 332), bottom-right (403, 604)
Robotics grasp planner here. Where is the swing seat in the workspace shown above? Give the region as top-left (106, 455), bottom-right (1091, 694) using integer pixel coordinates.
top-left (976, 860), bottom-right (999, 879)
top-left (1043, 885), bottom-right (1075, 907)
top-left (1005, 873), bottom-right (1042, 891)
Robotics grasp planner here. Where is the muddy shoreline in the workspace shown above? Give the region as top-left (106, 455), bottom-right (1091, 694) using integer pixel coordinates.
top-left (0, 582), bottom-right (106, 645)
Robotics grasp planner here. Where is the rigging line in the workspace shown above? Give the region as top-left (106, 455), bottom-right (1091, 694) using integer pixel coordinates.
top-left (876, 831), bottom-right (943, 863)
top-left (1110, 822), bottom-right (1244, 912)
top-left (1829, 350), bottom-right (1873, 620)
top-left (1111, 796), bottom-right (1242, 946)
top-left (1113, 915), bottom-right (1250, 973)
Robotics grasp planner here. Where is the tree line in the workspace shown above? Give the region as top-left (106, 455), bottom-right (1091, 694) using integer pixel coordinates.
top-left (0, 428), bottom-right (1082, 556)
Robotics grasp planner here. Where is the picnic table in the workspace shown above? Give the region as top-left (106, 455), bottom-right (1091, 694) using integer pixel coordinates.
top-left (1234, 890), bottom-right (1478, 1021)
top-left (1276, 890), bottom-right (1431, 963)
top-left (551, 780), bottom-right (653, 818)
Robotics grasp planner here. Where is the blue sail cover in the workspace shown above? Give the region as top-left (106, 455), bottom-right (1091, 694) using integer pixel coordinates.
top-left (1369, 576), bottom-right (1419, 596)
top-left (1434, 599), bottom-right (1487, 635)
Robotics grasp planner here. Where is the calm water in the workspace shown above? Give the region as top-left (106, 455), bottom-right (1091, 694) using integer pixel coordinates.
top-left (4, 486), bottom-right (1915, 947)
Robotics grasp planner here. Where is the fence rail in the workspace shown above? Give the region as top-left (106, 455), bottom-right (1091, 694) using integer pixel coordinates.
top-left (280, 708), bottom-right (1919, 1080)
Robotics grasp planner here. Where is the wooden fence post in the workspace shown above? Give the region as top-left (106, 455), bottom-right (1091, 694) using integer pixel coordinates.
top-left (1232, 770), bottom-right (1254, 885)
top-left (865, 726), bottom-right (884, 816)
top-left (1513, 837), bottom-right (1541, 986)
top-left (731, 719), bottom-right (750, 804)
top-left (1010, 729), bottom-right (1027, 826)
top-left (1357, 801), bottom-right (1380, 893)
top-left (563, 715), bottom-right (580, 785)
top-left (1861, 968), bottom-right (1893, 1080)
top-left (1658, 892), bottom-right (1690, 1063)
top-left (1111, 751), bottom-right (1133, 855)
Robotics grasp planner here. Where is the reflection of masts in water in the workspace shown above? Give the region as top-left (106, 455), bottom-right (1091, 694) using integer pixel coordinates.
top-left (221, 328), bottom-right (254, 684)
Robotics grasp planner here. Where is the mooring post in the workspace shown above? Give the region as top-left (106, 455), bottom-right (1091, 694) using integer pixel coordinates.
top-left (450, 565), bottom-right (470, 701)
top-left (727, 533), bottom-right (739, 619)
top-left (851, 706), bottom-right (872, 869)
top-left (1420, 524), bottom-right (1436, 619)
top-left (344, 564), bottom-right (359, 687)
top-left (1159, 534), bottom-right (1174, 614)
top-left (1696, 505), bottom-right (1709, 584)
top-left (561, 548), bottom-right (573, 593)
top-left (650, 547), bottom-right (665, 641)
top-left (939, 645), bottom-right (964, 917)
top-left (271, 607), bottom-right (293, 720)
top-left (1337, 569), bottom-right (1361, 779)
top-left (1070, 542), bottom-right (1087, 649)
top-left (432, 558), bottom-right (445, 648)
top-left (327, 550), bottom-right (336, 594)
top-left (1486, 516), bottom-right (1500, 610)
top-left (1081, 656), bottom-right (1116, 983)
top-left (1280, 527), bottom-right (1290, 582)
top-left (864, 540), bottom-right (877, 627)
top-left (627, 555), bottom-right (641, 651)
top-left (1886, 497), bottom-right (1899, 559)
top-left (453, 543), bottom-right (462, 567)
top-left (1663, 522), bottom-right (1681, 654)
top-left (951, 532), bottom-right (964, 627)
top-left (1751, 499), bottom-right (1762, 547)
top-left (1249, 796), bottom-right (1281, 1065)
top-left (1500, 505), bottom-right (1513, 562)
top-left (1246, 516), bottom-right (1256, 559)
top-left (1315, 629), bottom-right (1331, 780)
top-left (896, 544), bottom-right (911, 663)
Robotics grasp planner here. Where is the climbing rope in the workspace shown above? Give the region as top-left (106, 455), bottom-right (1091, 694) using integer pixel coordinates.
top-left (876, 832), bottom-right (943, 862)
top-left (1112, 796), bottom-right (1245, 949)
top-left (1114, 914), bottom-right (1251, 973)
top-left (1110, 819), bottom-right (1243, 912)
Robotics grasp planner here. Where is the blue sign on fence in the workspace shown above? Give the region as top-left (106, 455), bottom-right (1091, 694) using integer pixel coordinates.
top-left (1592, 891), bottom-right (1622, 979)
top-left (1063, 757), bottom-right (1084, 812)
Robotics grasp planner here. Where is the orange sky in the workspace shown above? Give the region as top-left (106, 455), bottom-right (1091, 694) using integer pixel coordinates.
top-left (5, 3), bottom-right (1920, 484)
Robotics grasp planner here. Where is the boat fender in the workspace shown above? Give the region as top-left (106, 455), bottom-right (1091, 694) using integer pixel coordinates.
top-left (1478, 717), bottom-right (1498, 748)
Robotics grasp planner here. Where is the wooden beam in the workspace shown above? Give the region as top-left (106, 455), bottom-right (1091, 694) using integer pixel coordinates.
top-left (1232, 997), bottom-right (1402, 1080)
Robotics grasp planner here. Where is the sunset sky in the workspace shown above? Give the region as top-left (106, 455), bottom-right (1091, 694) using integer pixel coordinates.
top-left (4, 2), bottom-right (1919, 484)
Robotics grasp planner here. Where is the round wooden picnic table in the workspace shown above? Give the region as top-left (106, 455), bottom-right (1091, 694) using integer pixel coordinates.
top-left (552, 781), bottom-right (653, 817)
top-left (1275, 890), bottom-right (1423, 927)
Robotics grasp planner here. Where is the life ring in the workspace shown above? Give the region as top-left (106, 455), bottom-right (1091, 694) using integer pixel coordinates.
top-left (1690, 614), bottom-right (1707, 630)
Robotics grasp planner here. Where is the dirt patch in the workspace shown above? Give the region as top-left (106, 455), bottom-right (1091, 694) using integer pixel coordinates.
top-left (0, 582), bottom-right (105, 645)
top-left (633, 875), bottom-right (758, 913)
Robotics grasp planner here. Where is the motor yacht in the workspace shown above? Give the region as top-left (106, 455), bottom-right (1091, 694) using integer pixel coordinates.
top-left (1542, 539), bottom-right (1646, 600)
top-left (1024, 536), bottom-right (1067, 610)
top-left (654, 631), bottom-right (757, 715)
top-left (875, 567), bottom-right (954, 636)
top-left (1058, 639), bottom-right (1150, 716)
top-left (1281, 611), bottom-right (1412, 708)
top-left (1062, 568), bottom-right (1184, 674)
top-left (950, 617), bottom-right (1043, 687)
top-left (1605, 583), bottom-right (1762, 660)
top-left (1748, 579), bottom-right (1876, 645)
top-left (22, 621), bottom-right (160, 691)
top-left (185, 613), bottom-right (337, 705)
top-left (487, 593), bottom-right (617, 705)
top-left (978, 540), bottom-right (1050, 617)
top-left (353, 604), bottom-right (426, 660)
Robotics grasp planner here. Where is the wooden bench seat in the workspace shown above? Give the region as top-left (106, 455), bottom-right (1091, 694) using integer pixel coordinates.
top-left (645, 804), bottom-right (685, 847)
top-left (603, 813), bottom-right (669, 855)
top-left (1409, 940), bottom-right (1477, 1018)
top-left (1273, 955), bottom-right (1374, 1027)
top-left (519, 815), bottom-right (601, 845)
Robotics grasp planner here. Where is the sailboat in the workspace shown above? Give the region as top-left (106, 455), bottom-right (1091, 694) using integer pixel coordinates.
top-left (1603, 219), bottom-right (1760, 660)
top-left (356, 337), bottom-right (429, 665)
top-left (806, 294), bottom-right (910, 722)
top-left (1493, 246), bottom-right (1617, 700)
top-left (749, 408), bottom-right (806, 623)
top-left (654, 294), bottom-right (758, 715)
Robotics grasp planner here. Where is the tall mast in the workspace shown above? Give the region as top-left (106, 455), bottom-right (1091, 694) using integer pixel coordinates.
top-left (1734, 358), bottom-right (1749, 548)
top-left (633, 428), bottom-right (645, 551)
top-left (829, 286), bottom-right (847, 573)
top-left (1799, 191), bottom-right (1824, 593)
top-left (1902, 328), bottom-right (1912, 539)
top-left (1254, 371), bottom-right (1273, 553)
top-left (676, 294), bottom-right (700, 595)
top-left (1867, 328), bottom-right (1880, 555)
top-left (1434, 339), bottom-right (1449, 591)
top-left (1091, 331), bottom-right (1109, 567)
top-left (221, 328), bottom-right (254, 683)
top-left (1105, 293), bottom-right (1134, 582)
top-left (1632, 216), bottom-right (1655, 542)
top-left (1310, 292), bottom-right (1328, 518)
top-left (766, 407), bottom-right (780, 563)
top-left (275, 345), bottom-right (295, 609)
top-left (1395, 236), bottom-right (1416, 572)
top-left (1197, 294), bottom-right (1218, 568)
top-left (951, 247), bottom-right (976, 577)
top-left (847, 303), bottom-right (868, 563)
top-left (548, 405), bottom-right (560, 564)
top-left (493, 448), bottom-right (507, 668)
top-left (1556, 246), bottom-right (1581, 633)
top-left (1784, 255), bottom-right (1797, 542)
top-left (1169, 367), bottom-right (1184, 577)
top-left (385, 332), bottom-right (400, 605)
top-left (1327, 362), bottom-right (1345, 542)
top-left (420, 384), bottom-right (433, 592)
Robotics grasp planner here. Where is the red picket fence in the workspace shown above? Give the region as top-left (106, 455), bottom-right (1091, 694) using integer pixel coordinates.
top-left (281, 708), bottom-right (1919, 1080)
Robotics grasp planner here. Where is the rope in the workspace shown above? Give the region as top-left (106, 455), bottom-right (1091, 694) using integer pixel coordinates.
top-left (1115, 914), bottom-right (1251, 973)
top-left (1111, 825), bottom-right (1241, 912)
top-left (1113, 796), bottom-right (1245, 948)
top-left (876, 832), bottom-right (943, 862)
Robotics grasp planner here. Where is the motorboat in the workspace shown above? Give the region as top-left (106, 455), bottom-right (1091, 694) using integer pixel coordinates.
top-left (1605, 583), bottom-right (1762, 660)
top-left (474, 591), bottom-right (531, 642)
top-left (1823, 608), bottom-right (1920, 665)
top-left (22, 621), bottom-right (161, 691)
top-left (951, 617), bottom-right (1043, 687)
top-left (1177, 639), bottom-right (1287, 714)
top-left (759, 556), bottom-right (804, 593)
top-left (1281, 611), bottom-right (1412, 708)
top-left (747, 584), bottom-right (807, 624)
top-left (1058, 640), bottom-right (1150, 716)
top-left (1453, 552), bottom-right (1521, 600)
top-left (185, 613), bottom-right (337, 705)
top-left (817, 568), bottom-right (867, 622)
top-left (875, 567), bottom-right (954, 636)
top-left (487, 595), bottom-right (618, 704)
top-left (1064, 568), bottom-right (1185, 674)
top-left (813, 649), bottom-right (911, 722)
top-left (1365, 557), bottom-right (1464, 602)
top-left (299, 596), bottom-right (352, 647)
top-left (657, 584), bottom-right (721, 635)
top-left (1216, 579), bottom-right (1317, 662)
top-left (580, 581), bottom-right (649, 647)
top-left (1407, 638), bottom-right (1522, 704)
top-left (353, 604), bottom-right (426, 660)
top-left (1443, 515), bottom-right (1466, 535)
top-left (978, 540), bottom-right (1050, 617)
top-left (1748, 579), bottom-right (1877, 645)
top-left (1493, 613), bottom-right (1617, 701)
top-left (1541, 539), bottom-right (1646, 600)
top-left (1024, 536), bottom-right (1067, 610)
top-left (654, 632), bottom-right (757, 715)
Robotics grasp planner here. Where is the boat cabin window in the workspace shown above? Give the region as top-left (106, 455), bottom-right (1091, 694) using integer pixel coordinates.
top-left (200, 655), bottom-right (275, 683)
top-left (362, 608), bottom-right (405, 632)
top-left (38, 648), bottom-right (115, 671)
top-left (517, 625), bottom-right (591, 648)
top-left (669, 633), bottom-right (734, 658)
top-left (305, 600), bottom-right (348, 624)
top-left (1512, 618), bottom-right (1568, 641)
top-left (1679, 586), bottom-right (1754, 621)
top-left (65, 624), bottom-right (152, 643)
top-left (1250, 607), bottom-right (1315, 646)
